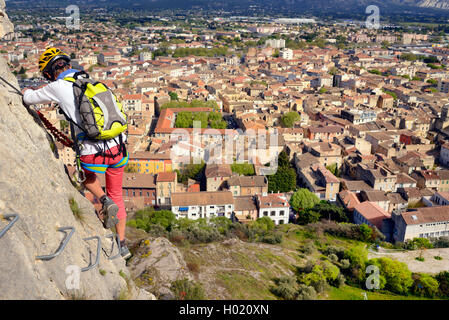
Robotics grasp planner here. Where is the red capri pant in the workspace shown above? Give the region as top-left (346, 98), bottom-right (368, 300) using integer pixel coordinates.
top-left (80, 145), bottom-right (128, 220)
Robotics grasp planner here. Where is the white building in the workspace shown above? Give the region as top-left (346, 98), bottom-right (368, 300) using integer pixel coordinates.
top-left (171, 191), bottom-right (234, 220)
top-left (265, 39), bottom-right (286, 49)
top-left (392, 206), bottom-right (449, 242)
top-left (256, 194), bottom-right (290, 225)
top-left (139, 51), bottom-right (153, 61)
top-left (280, 48), bottom-right (293, 60)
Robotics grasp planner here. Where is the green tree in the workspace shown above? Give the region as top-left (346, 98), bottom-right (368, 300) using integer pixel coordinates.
top-left (318, 87), bottom-right (328, 94)
top-left (267, 166), bottom-right (297, 193)
top-left (309, 201), bottom-right (348, 222)
top-left (280, 111), bottom-right (301, 128)
top-left (250, 216), bottom-right (275, 233)
top-left (169, 91), bottom-right (178, 101)
top-left (230, 163), bottom-right (255, 176)
top-left (368, 257), bottom-right (413, 295)
top-left (436, 271), bottom-right (449, 297)
top-left (411, 273), bottom-right (439, 298)
top-left (290, 188), bottom-right (320, 212)
top-left (358, 224), bottom-right (373, 242)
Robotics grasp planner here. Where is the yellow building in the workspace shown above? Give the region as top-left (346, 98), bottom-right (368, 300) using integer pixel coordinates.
top-left (128, 151), bottom-right (173, 174)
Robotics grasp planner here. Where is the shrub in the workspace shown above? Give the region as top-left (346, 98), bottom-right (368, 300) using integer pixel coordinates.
top-left (368, 257), bottom-right (413, 295)
top-left (301, 242), bottom-right (316, 255)
top-left (328, 253), bottom-right (339, 263)
top-left (431, 236), bottom-right (449, 248)
top-left (436, 271), bottom-right (449, 297)
top-left (434, 256), bottom-right (443, 260)
top-left (321, 260), bottom-right (340, 284)
top-left (146, 224), bottom-right (168, 237)
top-left (415, 257), bottom-right (425, 262)
top-left (186, 262), bottom-right (200, 274)
top-left (334, 273), bottom-right (346, 288)
top-left (296, 284), bottom-right (317, 300)
top-left (299, 265), bottom-right (329, 293)
top-left (339, 259), bottom-right (351, 270)
top-left (270, 276), bottom-right (298, 300)
top-left (128, 208), bottom-right (176, 232)
top-left (411, 273), bottom-right (439, 298)
top-left (307, 221), bottom-right (384, 242)
top-left (69, 198), bottom-right (84, 222)
top-left (168, 229), bottom-right (186, 244)
top-left (249, 216), bottom-right (275, 233)
top-left (323, 245), bottom-right (345, 259)
top-left (406, 237), bottom-right (433, 250)
top-left (261, 232), bottom-right (283, 244)
top-left (170, 279), bottom-right (205, 300)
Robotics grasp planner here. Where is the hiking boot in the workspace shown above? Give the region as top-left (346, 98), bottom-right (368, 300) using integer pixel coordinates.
top-left (100, 196), bottom-right (119, 229)
top-left (120, 245), bottom-right (132, 260)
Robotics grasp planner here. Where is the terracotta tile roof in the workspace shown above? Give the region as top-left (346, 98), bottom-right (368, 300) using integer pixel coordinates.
top-left (257, 194), bottom-right (290, 208)
top-left (354, 201), bottom-right (390, 229)
top-left (401, 206), bottom-right (449, 225)
top-left (156, 172), bottom-right (177, 183)
top-left (205, 164), bottom-right (232, 178)
top-left (171, 191), bottom-right (234, 206)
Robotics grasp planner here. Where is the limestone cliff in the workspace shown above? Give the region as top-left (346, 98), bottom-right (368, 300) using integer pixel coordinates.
top-left (0, 3), bottom-right (153, 300)
top-left (0, 0), bottom-right (13, 38)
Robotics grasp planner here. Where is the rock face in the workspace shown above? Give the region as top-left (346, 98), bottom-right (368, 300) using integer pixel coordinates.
top-left (0, 8), bottom-right (154, 300)
top-left (127, 237), bottom-right (193, 299)
top-left (0, 0), bottom-right (13, 38)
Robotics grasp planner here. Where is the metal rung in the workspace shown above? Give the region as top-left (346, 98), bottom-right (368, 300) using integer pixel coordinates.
top-left (36, 226), bottom-right (75, 261)
top-left (81, 236), bottom-right (101, 272)
top-left (0, 214), bottom-right (19, 239)
top-left (104, 234), bottom-right (122, 260)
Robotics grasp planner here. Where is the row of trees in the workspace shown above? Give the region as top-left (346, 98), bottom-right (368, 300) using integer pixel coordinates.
top-left (161, 99), bottom-right (219, 110)
top-left (174, 111), bottom-right (226, 129)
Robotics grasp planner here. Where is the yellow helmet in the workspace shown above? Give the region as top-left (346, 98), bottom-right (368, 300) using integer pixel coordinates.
top-left (38, 47), bottom-right (71, 74)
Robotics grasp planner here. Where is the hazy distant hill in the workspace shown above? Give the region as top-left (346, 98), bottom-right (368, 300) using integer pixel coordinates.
top-left (7, 0), bottom-right (449, 19)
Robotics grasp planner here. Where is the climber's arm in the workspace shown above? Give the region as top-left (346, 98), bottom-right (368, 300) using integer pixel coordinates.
top-left (22, 81), bottom-right (62, 106)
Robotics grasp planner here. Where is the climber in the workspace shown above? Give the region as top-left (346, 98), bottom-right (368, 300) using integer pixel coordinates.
top-left (22, 48), bottom-right (131, 259)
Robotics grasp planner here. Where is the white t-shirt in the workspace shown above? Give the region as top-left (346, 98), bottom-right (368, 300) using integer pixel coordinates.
top-left (23, 71), bottom-right (127, 156)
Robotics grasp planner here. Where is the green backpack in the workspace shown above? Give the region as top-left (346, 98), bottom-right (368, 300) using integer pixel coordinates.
top-left (63, 71), bottom-right (128, 141)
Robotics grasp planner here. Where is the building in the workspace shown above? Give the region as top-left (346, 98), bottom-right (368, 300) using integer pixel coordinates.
top-left (205, 164), bottom-right (233, 192)
top-left (440, 144), bottom-right (449, 167)
top-left (256, 194), bottom-right (290, 225)
top-left (128, 151), bottom-right (173, 174)
top-left (226, 175), bottom-right (268, 197)
top-left (340, 109), bottom-right (377, 125)
top-left (438, 79), bottom-right (449, 94)
top-left (392, 206), bottom-right (449, 242)
top-left (353, 201), bottom-right (391, 231)
top-left (233, 195), bottom-right (258, 223)
top-left (280, 48), bottom-right (293, 60)
top-left (171, 191), bottom-right (234, 220)
top-left (156, 172), bottom-right (177, 206)
top-left (297, 164), bottom-right (340, 201)
top-left (265, 39), bottom-right (286, 48)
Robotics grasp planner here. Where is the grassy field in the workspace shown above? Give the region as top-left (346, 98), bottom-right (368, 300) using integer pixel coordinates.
top-left (323, 285), bottom-right (436, 301)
